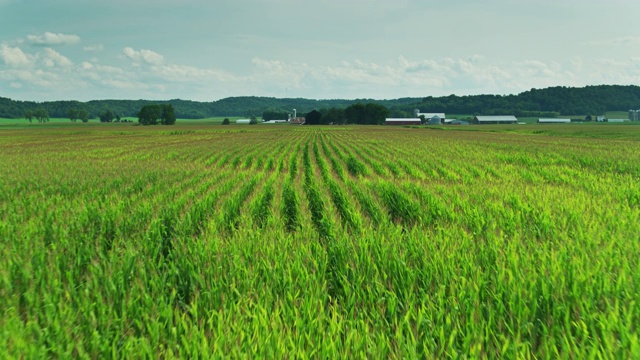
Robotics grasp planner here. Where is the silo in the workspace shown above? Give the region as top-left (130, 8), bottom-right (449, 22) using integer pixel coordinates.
top-left (429, 115), bottom-right (441, 125)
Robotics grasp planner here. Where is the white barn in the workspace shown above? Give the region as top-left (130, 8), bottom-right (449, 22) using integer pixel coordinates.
top-left (473, 115), bottom-right (518, 124)
top-left (538, 118), bottom-right (571, 124)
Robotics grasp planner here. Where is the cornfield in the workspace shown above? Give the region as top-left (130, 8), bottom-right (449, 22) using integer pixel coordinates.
top-left (1, 124), bottom-right (639, 358)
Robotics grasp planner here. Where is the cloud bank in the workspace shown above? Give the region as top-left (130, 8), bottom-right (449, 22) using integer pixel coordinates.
top-left (27, 32), bottom-right (81, 46)
top-left (2, 38), bottom-right (640, 102)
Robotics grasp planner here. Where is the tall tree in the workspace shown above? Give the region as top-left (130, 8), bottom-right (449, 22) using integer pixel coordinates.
top-left (138, 104), bottom-right (175, 125)
top-left (33, 108), bottom-right (49, 123)
top-left (24, 109), bottom-right (33, 123)
top-left (99, 110), bottom-right (115, 123)
top-left (364, 103), bottom-right (389, 125)
top-left (68, 109), bottom-right (78, 122)
top-left (138, 105), bottom-right (161, 125)
top-left (78, 110), bottom-right (90, 123)
top-left (345, 103), bottom-right (366, 124)
top-left (160, 104), bottom-right (176, 125)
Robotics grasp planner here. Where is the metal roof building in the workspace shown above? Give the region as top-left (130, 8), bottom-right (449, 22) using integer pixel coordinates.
top-left (538, 118), bottom-right (571, 124)
top-left (385, 118), bottom-right (422, 125)
top-left (473, 115), bottom-right (518, 124)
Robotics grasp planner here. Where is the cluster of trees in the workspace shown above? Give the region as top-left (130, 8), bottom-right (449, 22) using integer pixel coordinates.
top-left (67, 109), bottom-right (90, 123)
top-left (137, 104), bottom-right (176, 125)
top-left (24, 108), bottom-right (49, 123)
top-left (98, 110), bottom-right (120, 123)
top-left (305, 103), bottom-right (390, 125)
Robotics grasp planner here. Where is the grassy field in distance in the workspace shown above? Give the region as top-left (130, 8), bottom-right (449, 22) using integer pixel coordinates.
top-left (0, 116), bottom-right (246, 127)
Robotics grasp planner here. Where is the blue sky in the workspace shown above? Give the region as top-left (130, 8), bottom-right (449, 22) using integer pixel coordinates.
top-left (1, 0), bottom-right (639, 101)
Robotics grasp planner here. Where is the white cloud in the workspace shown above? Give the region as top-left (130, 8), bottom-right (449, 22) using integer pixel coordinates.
top-left (122, 47), bottom-right (164, 65)
top-left (243, 55), bottom-right (640, 99)
top-left (0, 44), bottom-right (33, 67)
top-left (27, 32), bottom-right (81, 46)
top-left (40, 48), bottom-right (73, 68)
top-left (83, 44), bottom-right (104, 52)
top-left (153, 64), bottom-right (237, 83)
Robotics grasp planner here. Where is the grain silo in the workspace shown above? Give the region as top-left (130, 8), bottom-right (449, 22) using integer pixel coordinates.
top-left (428, 115), bottom-right (441, 125)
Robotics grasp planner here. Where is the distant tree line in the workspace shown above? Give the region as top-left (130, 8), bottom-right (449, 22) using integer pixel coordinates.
top-left (2, 85), bottom-right (640, 120)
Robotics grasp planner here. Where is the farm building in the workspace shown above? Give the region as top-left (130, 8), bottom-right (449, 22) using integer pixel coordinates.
top-left (473, 115), bottom-right (518, 124)
top-left (385, 118), bottom-right (422, 125)
top-left (290, 117), bottom-right (305, 125)
top-left (629, 110), bottom-right (640, 121)
top-left (538, 118), bottom-right (571, 124)
top-left (607, 119), bottom-right (626, 123)
top-left (415, 110), bottom-right (446, 120)
top-left (446, 120), bottom-right (469, 125)
top-left (427, 115), bottom-right (442, 125)
top-left (235, 119), bottom-right (251, 124)
top-left (262, 120), bottom-right (288, 124)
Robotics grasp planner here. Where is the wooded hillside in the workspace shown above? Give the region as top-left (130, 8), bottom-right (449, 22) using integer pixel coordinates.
top-left (1, 85), bottom-right (639, 119)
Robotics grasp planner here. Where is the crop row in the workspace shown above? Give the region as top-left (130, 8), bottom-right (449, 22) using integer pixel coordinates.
top-left (0, 125), bottom-right (639, 357)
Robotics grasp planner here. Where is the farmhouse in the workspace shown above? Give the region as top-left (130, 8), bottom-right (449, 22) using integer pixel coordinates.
top-left (473, 115), bottom-right (518, 124)
top-left (385, 118), bottom-right (422, 125)
top-left (538, 118), bottom-right (571, 124)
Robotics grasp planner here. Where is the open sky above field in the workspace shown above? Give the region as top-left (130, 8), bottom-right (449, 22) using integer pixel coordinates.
top-left (1, 0), bottom-right (639, 102)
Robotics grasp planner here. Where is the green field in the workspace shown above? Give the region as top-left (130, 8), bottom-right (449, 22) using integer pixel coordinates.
top-left (1, 124), bottom-right (639, 358)
top-left (0, 116), bottom-right (243, 127)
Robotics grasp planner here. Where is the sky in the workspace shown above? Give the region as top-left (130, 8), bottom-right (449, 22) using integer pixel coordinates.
top-left (1, 0), bottom-right (639, 102)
